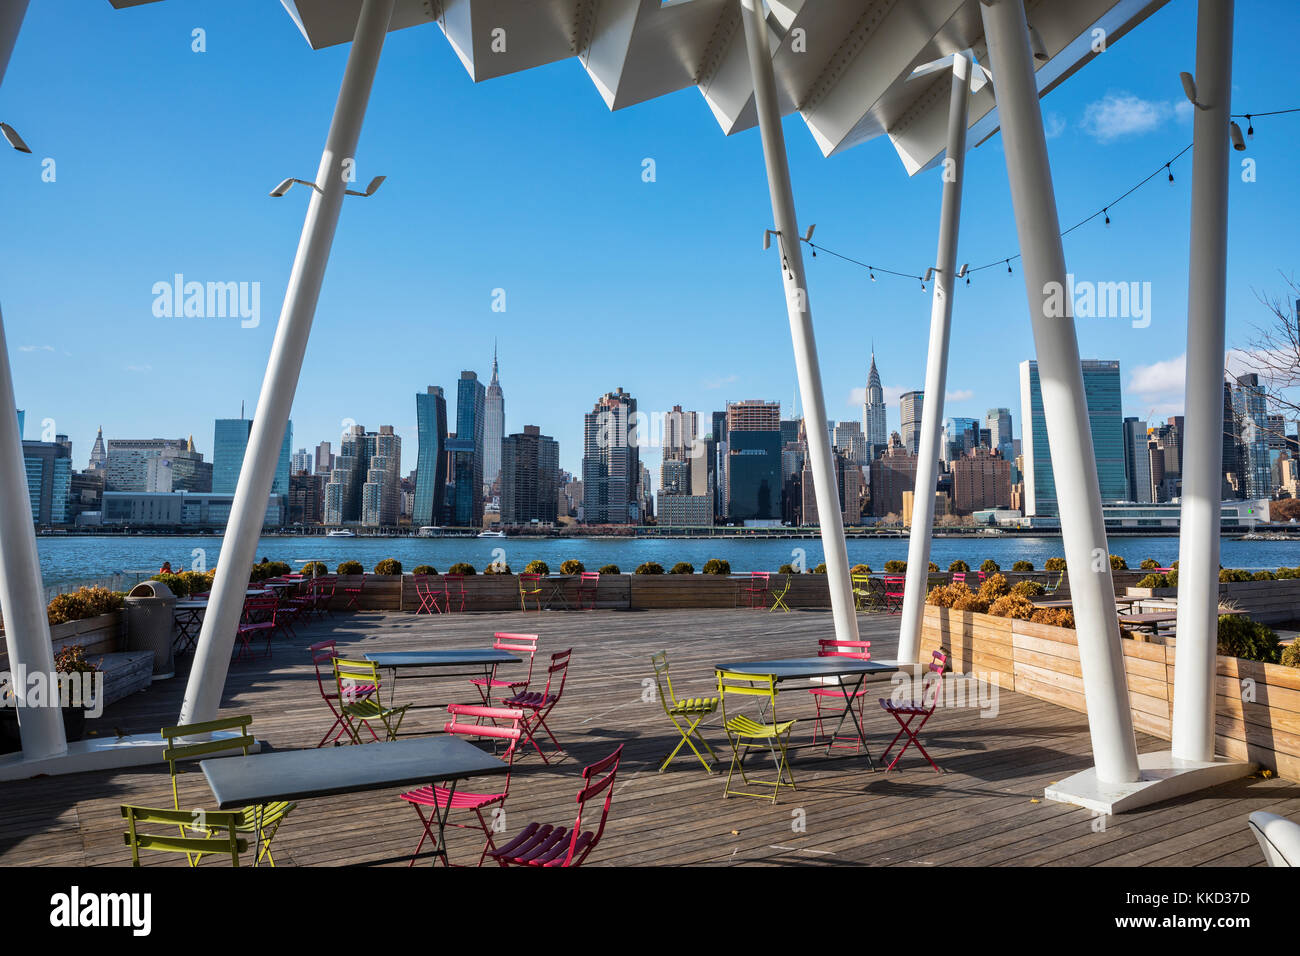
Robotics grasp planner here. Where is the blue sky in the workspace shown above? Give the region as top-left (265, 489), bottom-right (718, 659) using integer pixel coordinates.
top-left (1, 0), bottom-right (1296, 480)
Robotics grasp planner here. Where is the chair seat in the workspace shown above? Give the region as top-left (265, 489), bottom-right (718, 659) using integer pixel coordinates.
top-left (343, 699), bottom-right (401, 719)
top-left (669, 697), bottom-right (719, 715)
top-left (323, 683), bottom-right (376, 700)
top-left (399, 785), bottom-right (505, 813)
top-left (808, 685), bottom-right (867, 698)
top-left (488, 822), bottom-right (594, 867)
top-left (880, 699), bottom-right (929, 716)
top-left (504, 691), bottom-right (556, 710)
top-left (724, 715), bottom-right (797, 738)
top-left (469, 677), bottom-right (528, 690)
top-left (235, 801), bottom-right (295, 830)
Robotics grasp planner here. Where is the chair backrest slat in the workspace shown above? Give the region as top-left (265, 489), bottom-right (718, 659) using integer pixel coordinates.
top-left (565, 744), bottom-right (623, 867)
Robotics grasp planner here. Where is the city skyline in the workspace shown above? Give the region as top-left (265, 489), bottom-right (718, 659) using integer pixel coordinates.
top-left (3, 0), bottom-right (1297, 488)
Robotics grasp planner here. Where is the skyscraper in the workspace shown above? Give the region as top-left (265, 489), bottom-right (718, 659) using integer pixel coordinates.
top-left (314, 441), bottom-right (334, 476)
top-left (212, 418), bottom-right (292, 498)
top-left (456, 371), bottom-right (487, 526)
top-left (1233, 373), bottom-right (1271, 498)
top-left (900, 390), bottom-right (924, 455)
top-left (483, 345), bottom-right (504, 491)
top-left (290, 448), bottom-right (313, 475)
top-left (724, 400), bottom-right (781, 522)
top-left (1018, 359), bottom-right (1126, 517)
top-left (88, 426), bottom-right (107, 472)
top-left (413, 386), bottom-right (448, 527)
top-left (582, 387), bottom-right (639, 524)
top-left (501, 425), bottom-right (559, 525)
top-left (986, 407), bottom-right (1014, 459)
top-left (1122, 417), bottom-right (1152, 503)
top-left (863, 351), bottom-right (887, 453)
top-left (324, 425), bottom-right (400, 526)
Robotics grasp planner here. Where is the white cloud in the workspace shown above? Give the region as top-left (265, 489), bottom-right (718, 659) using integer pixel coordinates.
top-left (945, 388), bottom-right (974, 402)
top-left (704, 374), bottom-right (737, 390)
top-left (1129, 354), bottom-right (1185, 395)
top-left (1044, 111), bottom-right (1066, 139)
top-left (1080, 93), bottom-right (1175, 142)
top-left (125, 364), bottom-right (153, 373)
top-left (19, 345), bottom-right (54, 353)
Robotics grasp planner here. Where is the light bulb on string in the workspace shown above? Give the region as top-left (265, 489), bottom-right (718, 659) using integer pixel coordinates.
top-left (1103, 207), bottom-right (1110, 226)
top-left (1006, 259), bottom-right (1012, 274)
top-left (869, 269), bottom-right (876, 282)
top-left (1167, 163), bottom-right (1174, 183)
top-left (1246, 114), bottom-right (1254, 137)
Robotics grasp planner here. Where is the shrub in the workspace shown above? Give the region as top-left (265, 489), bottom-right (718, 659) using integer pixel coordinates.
top-left (250, 560), bottom-right (291, 581)
top-left (336, 560), bottom-right (364, 575)
top-left (598, 564), bottom-right (620, 574)
top-left (1031, 608), bottom-right (1075, 629)
top-left (560, 559), bottom-right (585, 575)
top-left (813, 563), bottom-right (827, 574)
top-left (1251, 570), bottom-right (1276, 581)
top-left (1011, 580), bottom-right (1045, 598)
top-left (302, 562), bottom-right (328, 577)
top-left (635, 562), bottom-right (664, 575)
top-left (150, 572), bottom-right (189, 596)
top-left (1140, 558), bottom-right (1160, 570)
top-left (951, 587), bottom-right (989, 613)
top-left (179, 570), bottom-right (215, 595)
top-left (484, 562), bottom-right (512, 575)
top-left (1276, 566), bottom-right (1300, 579)
top-left (1136, 573), bottom-right (1169, 588)
top-left (670, 562), bottom-right (694, 574)
top-left (1216, 615), bottom-right (1281, 663)
top-left (1012, 560), bottom-right (1034, 572)
top-left (412, 564), bottom-right (437, 575)
top-left (1167, 568), bottom-right (1178, 587)
top-left (850, 564), bottom-right (872, 575)
top-left (1281, 641), bottom-right (1300, 668)
top-left (884, 560), bottom-right (906, 573)
top-left (1044, 557), bottom-right (1067, 572)
top-left (778, 563), bottom-right (799, 574)
top-left (524, 560), bottom-right (550, 576)
top-left (53, 644), bottom-right (99, 674)
top-left (374, 559), bottom-right (402, 576)
top-left (45, 586), bottom-right (125, 627)
top-left (988, 593), bottom-right (1038, 621)
top-left (447, 562), bottom-right (477, 576)
top-left (929, 562), bottom-right (939, 572)
top-left (703, 559), bottom-right (731, 575)
top-left (1219, 568), bottom-right (1252, 583)
top-left (980, 559), bottom-right (1000, 574)
top-left (977, 573), bottom-right (1011, 603)
top-left (948, 560), bottom-right (969, 573)
top-left (1110, 555), bottom-right (1127, 570)
top-left (927, 581), bottom-right (982, 612)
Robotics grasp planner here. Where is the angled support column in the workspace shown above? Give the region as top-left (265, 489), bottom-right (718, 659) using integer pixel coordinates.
top-left (980, 0), bottom-right (1139, 791)
top-left (898, 53), bottom-right (972, 665)
top-left (180, 0), bottom-right (395, 727)
top-left (739, 0), bottom-right (858, 644)
top-left (1173, 0), bottom-right (1238, 760)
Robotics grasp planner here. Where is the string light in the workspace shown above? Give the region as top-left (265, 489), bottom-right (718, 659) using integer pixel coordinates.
top-left (1104, 207), bottom-right (1110, 226)
top-left (1166, 163), bottom-right (1174, 183)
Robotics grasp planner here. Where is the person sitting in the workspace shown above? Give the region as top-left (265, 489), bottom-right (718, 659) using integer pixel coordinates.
top-left (159, 561), bottom-right (174, 575)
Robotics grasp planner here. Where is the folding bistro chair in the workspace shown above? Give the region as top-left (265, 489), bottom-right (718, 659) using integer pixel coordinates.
top-left (414, 574), bottom-right (443, 614)
top-left (342, 577), bottom-right (365, 612)
top-left (576, 571), bottom-right (600, 610)
top-left (807, 639), bottom-right (874, 752)
top-left (650, 651), bottom-right (719, 773)
top-left (851, 573), bottom-right (872, 611)
top-left (518, 572), bottom-right (545, 612)
top-left (768, 574), bottom-right (792, 612)
top-left (950, 571), bottom-right (966, 586)
top-left (122, 805), bottom-right (247, 867)
top-left (399, 704), bottom-right (523, 867)
top-left (740, 571), bottom-right (770, 609)
top-left (160, 715), bottom-right (296, 866)
top-left (878, 649), bottom-right (948, 772)
top-left (487, 745), bottom-right (623, 867)
top-left (717, 670), bottom-right (797, 803)
top-left (883, 575), bottom-right (906, 614)
top-left (469, 632), bottom-right (538, 710)
top-left (233, 596), bottom-right (276, 662)
top-left (504, 649), bottom-right (571, 763)
top-left (333, 658), bottom-right (410, 743)
top-left (309, 640), bottom-right (374, 747)
top-left (442, 573), bottom-right (467, 613)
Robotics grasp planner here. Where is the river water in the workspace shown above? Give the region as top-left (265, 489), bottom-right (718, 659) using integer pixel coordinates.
top-left (33, 533), bottom-right (1300, 592)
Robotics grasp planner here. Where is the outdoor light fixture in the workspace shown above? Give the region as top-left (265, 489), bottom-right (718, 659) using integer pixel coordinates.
top-left (762, 228), bottom-right (780, 250)
top-left (958, 263), bottom-right (970, 285)
top-left (923, 267), bottom-right (934, 282)
top-left (1230, 121), bottom-right (1246, 151)
top-left (869, 269), bottom-right (876, 282)
top-left (1245, 114), bottom-right (1254, 137)
top-left (345, 175), bottom-right (385, 197)
top-left (1027, 24), bottom-right (1048, 62)
top-left (0, 121), bottom-right (30, 153)
top-left (803, 224), bottom-right (815, 241)
top-left (1167, 163), bottom-right (1174, 182)
top-left (1179, 71), bottom-right (1208, 110)
top-left (1006, 259), bottom-right (1012, 274)
top-left (1104, 207), bottom-right (1111, 226)
top-left (269, 177), bottom-right (320, 197)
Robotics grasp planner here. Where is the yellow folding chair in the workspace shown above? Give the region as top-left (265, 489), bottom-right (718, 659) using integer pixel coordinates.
top-left (769, 574), bottom-right (792, 612)
top-left (122, 805), bottom-right (247, 867)
top-left (650, 651), bottom-right (719, 773)
top-left (717, 670), bottom-right (797, 803)
top-left (334, 658), bottom-right (410, 743)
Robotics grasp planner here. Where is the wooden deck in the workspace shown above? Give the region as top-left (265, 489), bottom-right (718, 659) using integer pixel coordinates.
top-left (2, 607), bottom-right (1296, 867)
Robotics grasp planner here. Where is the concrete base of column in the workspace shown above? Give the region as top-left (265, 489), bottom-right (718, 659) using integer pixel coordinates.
top-left (1045, 750), bottom-right (1254, 815)
top-left (0, 730), bottom-right (257, 782)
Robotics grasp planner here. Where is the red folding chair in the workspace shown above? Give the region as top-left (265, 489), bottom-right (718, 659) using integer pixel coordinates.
top-left (503, 649), bottom-right (571, 763)
top-left (308, 640), bottom-right (375, 747)
top-left (807, 639), bottom-right (873, 751)
top-left (233, 596), bottom-right (277, 661)
top-left (342, 577), bottom-right (364, 612)
top-left (469, 633), bottom-right (538, 710)
top-left (741, 571), bottom-right (770, 609)
top-left (883, 575), bottom-right (906, 614)
top-left (486, 744), bottom-right (623, 867)
top-left (442, 573), bottom-right (466, 613)
top-left (399, 704), bottom-right (523, 867)
top-left (414, 574), bottom-right (442, 615)
top-left (878, 650), bottom-right (948, 772)
top-left (576, 572), bottom-right (600, 610)
top-left (950, 571), bottom-right (966, 586)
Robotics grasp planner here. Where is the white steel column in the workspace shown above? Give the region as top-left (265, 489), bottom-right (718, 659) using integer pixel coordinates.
top-left (740, 0), bottom-right (859, 644)
top-left (898, 54), bottom-right (972, 665)
top-left (981, 0), bottom-right (1139, 784)
top-left (180, 0), bottom-right (394, 726)
top-left (1172, 0), bottom-right (1234, 762)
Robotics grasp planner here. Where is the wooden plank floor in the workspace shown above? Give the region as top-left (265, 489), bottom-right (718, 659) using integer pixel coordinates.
top-left (2, 607), bottom-right (1295, 867)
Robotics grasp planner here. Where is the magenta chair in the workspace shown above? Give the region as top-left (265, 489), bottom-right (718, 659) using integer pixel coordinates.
top-left (807, 638), bottom-right (873, 751)
top-left (504, 649), bottom-right (571, 763)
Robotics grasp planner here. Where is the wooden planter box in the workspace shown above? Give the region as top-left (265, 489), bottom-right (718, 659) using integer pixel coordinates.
top-left (49, 611), bottom-right (125, 658)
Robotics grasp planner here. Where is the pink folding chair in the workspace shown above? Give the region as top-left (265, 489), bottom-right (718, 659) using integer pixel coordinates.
top-left (487, 744), bottom-right (623, 867)
top-left (741, 571), bottom-right (770, 609)
top-left (883, 575), bottom-right (906, 614)
top-left (469, 633), bottom-right (538, 710)
top-left (807, 639), bottom-right (873, 751)
top-left (576, 572), bottom-right (600, 610)
top-left (878, 650), bottom-right (948, 772)
top-left (442, 573), bottom-right (466, 613)
top-left (504, 649), bottom-right (571, 763)
top-left (342, 577), bottom-right (364, 612)
top-left (950, 571), bottom-right (966, 586)
top-left (414, 574), bottom-right (442, 615)
top-left (233, 596), bottom-right (276, 662)
top-left (399, 704), bottom-right (523, 867)
top-left (308, 640), bottom-right (375, 747)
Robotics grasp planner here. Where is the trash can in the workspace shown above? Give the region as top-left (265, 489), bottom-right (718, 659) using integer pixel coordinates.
top-left (126, 581), bottom-right (177, 680)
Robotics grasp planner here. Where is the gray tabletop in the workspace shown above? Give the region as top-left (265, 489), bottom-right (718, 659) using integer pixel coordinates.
top-left (715, 657), bottom-right (899, 681)
top-left (201, 737), bottom-right (507, 809)
top-left (365, 649), bottom-right (521, 668)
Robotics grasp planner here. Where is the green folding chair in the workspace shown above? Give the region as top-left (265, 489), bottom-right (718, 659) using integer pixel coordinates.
top-left (161, 714), bottom-right (295, 866)
top-left (334, 658), bottom-right (410, 743)
top-left (122, 805), bottom-right (247, 867)
top-left (717, 670), bottom-right (797, 803)
top-left (650, 651), bottom-right (720, 773)
top-left (769, 574), bottom-right (792, 612)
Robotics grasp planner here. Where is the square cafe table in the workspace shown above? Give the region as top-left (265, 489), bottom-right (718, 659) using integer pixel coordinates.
top-left (365, 649), bottom-right (522, 716)
top-left (714, 656), bottom-right (900, 767)
top-left (202, 736), bottom-right (507, 866)
top-left (172, 599), bottom-right (208, 653)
